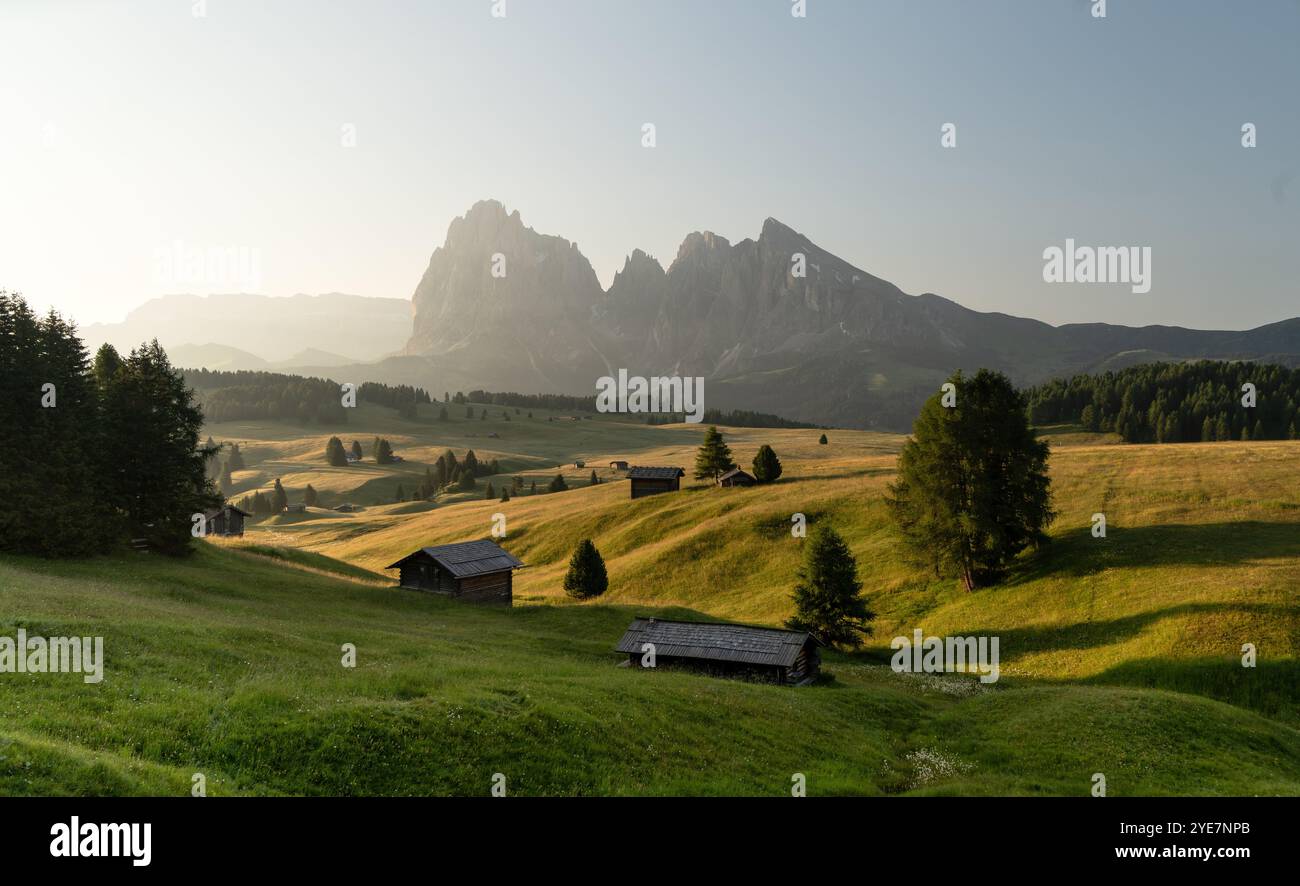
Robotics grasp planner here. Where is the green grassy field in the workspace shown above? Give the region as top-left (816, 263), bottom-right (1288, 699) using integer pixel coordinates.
top-left (2, 405), bottom-right (1297, 795)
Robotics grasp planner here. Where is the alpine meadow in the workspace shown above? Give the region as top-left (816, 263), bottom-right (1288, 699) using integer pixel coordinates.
top-left (2, 1), bottom-right (1298, 869)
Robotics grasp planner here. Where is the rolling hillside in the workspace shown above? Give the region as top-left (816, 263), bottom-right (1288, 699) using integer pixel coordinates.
top-left (2, 406), bottom-right (1295, 795)
top-left (209, 407), bottom-right (1299, 720)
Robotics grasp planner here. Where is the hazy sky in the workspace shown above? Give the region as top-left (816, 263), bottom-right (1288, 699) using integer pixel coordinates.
top-left (2, 0), bottom-right (1296, 330)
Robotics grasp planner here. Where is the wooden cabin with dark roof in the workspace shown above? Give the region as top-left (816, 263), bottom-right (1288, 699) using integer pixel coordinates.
top-left (627, 466), bottom-right (685, 499)
top-left (615, 617), bottom-right (822, 685)
top-left (204, 503), bottom-right (251, 537)
top-left (386, 540), bottom-right (524, 606)
top-left (718, 467), bottom-right (756, 487)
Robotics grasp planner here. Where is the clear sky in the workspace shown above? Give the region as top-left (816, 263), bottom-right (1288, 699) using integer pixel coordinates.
top-left (2, 0), bottom-right (1296, 329)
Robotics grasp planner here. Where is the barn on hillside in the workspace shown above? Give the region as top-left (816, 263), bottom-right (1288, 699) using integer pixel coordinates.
top-left (718, 468), bottom-right (756, 487)
top-left (204, 503), bottom-right (251, 537)
top-left (386, 540), bottom-right (524, 605)
top-left (615, 617), bottom-right (822, 685)
top-left (627, 466), bottom-right (685, 499)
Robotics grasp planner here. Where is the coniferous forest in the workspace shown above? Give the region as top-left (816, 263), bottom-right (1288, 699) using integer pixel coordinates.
top-left (0, 291), bottom-right (219, 556)
top-left (1027, 361), bottom-right (1300, 443)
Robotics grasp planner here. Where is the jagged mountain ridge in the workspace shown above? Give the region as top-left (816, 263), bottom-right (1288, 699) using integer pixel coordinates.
top-left (403, 200), bottom-right (1300, 429)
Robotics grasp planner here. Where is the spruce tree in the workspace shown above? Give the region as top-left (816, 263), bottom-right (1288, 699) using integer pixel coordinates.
top-left (326, 437), bottom-right (348, 466)
top-left (589, 469), bottom-right (598, 485)
top-left (549, 473), bottom-right (568, 492)
top-left (886, 369), bottom-right (1054, 591)
top-left (563, 539), bottom-right (608, 599)
top-left (818, 434), bottom-right (828, 445)
top-left (272, 478), bottom-right (288, 513)
top-left (751, 444), bottom-right (783, 483)
top-left (786, 525), bottom-right (873, 648)
top-left (304, 484), bottom-right (319, 507)
top-left (350, 440), bottom-right (363, 461)
top-left (693, 426), bottom-right (735, 481)
top-left (501, 487), bottom-right (510, 502)
top-left (485, 482), bottom-right (495, 499)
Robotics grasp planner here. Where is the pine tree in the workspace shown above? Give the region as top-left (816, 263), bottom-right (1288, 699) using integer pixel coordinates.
top-left (350, 440), bottom-right (363, 461)
top-left (751, 444), bottom-right (783, 483)
top-left (100, 339), bottom-right (220, 553)
top-left (549, 473), bottom-right (568, 493)
top-left (501, 488), bottom-right (510, 502)
top-left (589, 469), bottom-right (598, 486)
top-left (304, 484), bottom-right (319, 507)
top-left (485, 482), bottom-right (495, 499)
top-left (375, 438), bottom-right (394, 464)
top-left (886, 369), bottom-right (1054, 591)
top-left (563, 539), bottom-right (608, 599)
top-left (458, 470), bottom-right (477, 491)
top-left (226, 442), bottom-right (245, 471)
top-left (272, 478), bottom-right (288, 513)
top-left (818, 434), bottom-right (828, 445)
top-left (693, 426), bottom-right (735, 481)
top-left (325, 437), bottom-right (347, 466)
top-left (1201, 416), bottom-right (1215, 442)
top-left (786, 525), bottom-right (873, 648)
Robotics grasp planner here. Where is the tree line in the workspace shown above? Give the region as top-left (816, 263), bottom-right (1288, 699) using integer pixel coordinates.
top-left (1027, 361), bottom-right (1300, 443)
top-left (184, 369), bottom-right (433, 425)
top-left (1, 292), bottom-right (218, 556)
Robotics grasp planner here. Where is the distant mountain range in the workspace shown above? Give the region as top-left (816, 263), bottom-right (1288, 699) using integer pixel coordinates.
top-left (396, 200), bottom-right (1300, 429)
top-left (100, 203), bottom-right (1300, 430)
top-left (81, 292), bottom-right (411, 368)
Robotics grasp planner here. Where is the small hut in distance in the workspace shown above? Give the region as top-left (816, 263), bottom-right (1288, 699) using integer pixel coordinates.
top-left (718, 468), bottom-right (755, 487)
top-left (204, 503), bottom-right (250, 537)
top-left (627, 466), bottom-right (685, 499)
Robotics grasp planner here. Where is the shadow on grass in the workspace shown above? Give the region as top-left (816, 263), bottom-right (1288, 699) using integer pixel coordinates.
top-left (1011, 520), bottom-right (1300, 582)
top-left (1085, 657), bottom-right (1299, 725)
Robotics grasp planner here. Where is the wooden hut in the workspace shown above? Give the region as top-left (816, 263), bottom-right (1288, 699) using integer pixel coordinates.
top-left (718, 468), bottom-right (756, 487)
top-left (609, 460), bottom-right (629, 471)
top-left (386, 540), bottom-right (524, 606)
top-left (615, 617), bottom-right (821, 685)
top-left (204, 503), bottom-right (250, 537)
top-left (627, 466), bottom-right (685, 499)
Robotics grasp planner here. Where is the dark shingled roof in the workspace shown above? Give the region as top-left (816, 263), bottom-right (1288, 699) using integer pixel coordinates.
top-left (206, 503), bottom-right (251, 519)
top-left (718, 468), bottom-right (755, 482)
top-left (385, 540), bottom-right (524, 577)
top-left (615, 617), bottom-right (819, 668)
top-left (627, 466), bottom-right (685, 480)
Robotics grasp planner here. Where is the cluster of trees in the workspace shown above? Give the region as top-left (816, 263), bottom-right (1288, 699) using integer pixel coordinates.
top-left (358, 382), bottom-right (431, 418)
top-left (701, 409), bottom-right (818, 429)
top-left (202, 436), bottom-right (245, 496)
top-left (1027, 361), bottom-right (1300, 443)
top-left (1, 292), bottom-right (218, 556)
top-left (693, 427), bottom-right (784, 483)
top-left (463, 390), bottom-right (596, 413)
top-left (186, 370), bottom-right (438, 425)
top-left (403, 450), bottom-right (503, 499)
top-left (185, 369), bottom-right (350, 425)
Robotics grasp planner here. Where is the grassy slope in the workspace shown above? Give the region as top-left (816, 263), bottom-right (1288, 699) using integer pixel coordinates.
top-left (2, 408), bottom-right (1297, 795)
top-left (2, 546), bottom-right (1296, 796)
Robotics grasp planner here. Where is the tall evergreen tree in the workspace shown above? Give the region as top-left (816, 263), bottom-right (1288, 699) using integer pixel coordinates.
top-left (751, 444), bottom-right (783, 483)
top-left (100, 340), bottom-right (220, 553)
top-left (304, 484), bottom-right (319, 507)
top-left (693, 426), bottom-right (735, 481)
top-left (886, 369), bottom-right (1054, 591)
top-left (786, 525), bottom-right (873, 648)
top-left (325, 437), bottom-right (347, 466)
top-left (271, 478), bottom-right (288, 513)
top-left (563, 539), bottom-right (608, 599)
